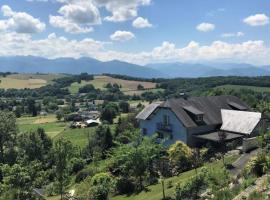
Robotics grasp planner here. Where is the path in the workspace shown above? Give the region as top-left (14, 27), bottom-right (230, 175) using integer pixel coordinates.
top-left (229, 148), bottom-right (258, 177)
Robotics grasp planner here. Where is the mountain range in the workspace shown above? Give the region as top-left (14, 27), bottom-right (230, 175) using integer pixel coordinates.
top-left (0, 56), bottom-right (270, 78)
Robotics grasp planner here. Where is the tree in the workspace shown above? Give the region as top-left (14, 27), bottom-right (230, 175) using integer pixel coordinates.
top-left (18, 128), bottom-right (53, 163)
top-left (101, 103), bottom-right (119, 124)
top-left (0, 112), bottom-right (17, 163)
top-left (53, 139), bottom-right (73, 200)
top-left (119, 101), bottom-right (130, 113)
top-left (168, 141), bottom-right (192, 174)
top-left (110, 137), bottom-right (162, 192)
top-left (137, 84), bottom-right (144, 90)
top-left (88, 173), bottom-right (114, 200)
top-left (26, 98), bottom-right (37, 116)
top-left (56, 110), bottom-right (64, 121)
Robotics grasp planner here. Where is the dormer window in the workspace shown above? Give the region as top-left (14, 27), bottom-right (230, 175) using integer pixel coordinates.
top-left (183, 106), bottom-right (204, 124)
top-left (195, 114), bottom-right (203, 122)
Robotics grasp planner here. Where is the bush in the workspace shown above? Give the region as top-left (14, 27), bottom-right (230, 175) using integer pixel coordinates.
top-left (70, 158), bottom-right (85, 174)
top-left (88, 173), bottom-right (114, 200)
top-left (175, 171), bottom-right (207, 200)
top-left (75, 170), bottom-right (90, 183)
top-left (115, 177), bottom-right (135, 195)
top-left (246, 152), bottom-right (270, 177)
top-left (168, 141), bottom-right (192, 174)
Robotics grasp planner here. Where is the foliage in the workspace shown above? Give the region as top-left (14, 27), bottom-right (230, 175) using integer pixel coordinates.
top-left (101, 103), bottom-right (119, 124)
top-left (245, 151), bottom-right (270, 177)
top-left (110, 137), bottom-right (163, 193)
top-left (168, 141), bottom-right (192, 174)
top-left (0, 111), bottom-right (17, 164)
top-left (175, 170), bottom-right (207, 200)
top-left (53, 139), bottom-right (74, 199)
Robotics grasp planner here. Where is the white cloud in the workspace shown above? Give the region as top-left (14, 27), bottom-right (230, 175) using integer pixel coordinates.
top-left (49, 15), bottom-right (93, 34)
top-left (49, 1), bottom-right (101, 33)
top-left (0, 5), bottom-right (45, 34)
top-left (243, 14), bottom-right (269, 26)
top-left (110, 31), bottom-right (135, 41)
top-left (196, 22), bottom-right (215, 32)
top-left (1, 32), bottom-right (270, 66)
top-left (132, 17), bottom-right (152, 28)
top-left (221, 32), bottom-right (244, 38)
top-left (93, 0), bottom-right (152, 22)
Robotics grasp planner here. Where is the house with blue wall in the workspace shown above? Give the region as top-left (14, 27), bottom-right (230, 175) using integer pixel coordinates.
top-left (136, 95), bottom-right (264, 147)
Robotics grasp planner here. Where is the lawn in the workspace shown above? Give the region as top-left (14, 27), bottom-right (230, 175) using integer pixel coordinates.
top-left (17, 115), bottom-right (67, 138)
top-left (69, 75), bottom-right (157, 94)
top-left (112, 155), bottom-right (239, 200)
top-left (55, 127), bottom-right (96, 148)
top-left (216, 84), bottom-right (270, 93)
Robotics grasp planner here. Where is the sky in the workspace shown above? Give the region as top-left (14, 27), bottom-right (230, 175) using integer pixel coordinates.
top-left (0, 0), bottom-right (270, 65)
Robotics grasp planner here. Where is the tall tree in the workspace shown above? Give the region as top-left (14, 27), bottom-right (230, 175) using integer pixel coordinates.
top-left (0, 111), bottom-right (17, 163)
top-left (53, 139), bottom-right (73, 200)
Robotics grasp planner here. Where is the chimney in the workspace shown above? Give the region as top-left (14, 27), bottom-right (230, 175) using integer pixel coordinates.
top-left (180, 92), bottom-right (188, 100)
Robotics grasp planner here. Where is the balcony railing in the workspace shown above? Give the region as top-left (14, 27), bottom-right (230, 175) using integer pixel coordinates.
top-left (157, 123), bottom-right (173, 132)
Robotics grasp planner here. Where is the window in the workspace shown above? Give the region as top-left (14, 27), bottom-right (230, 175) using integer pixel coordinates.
top-left (143, 128), bottom-right (148, 135)
top-left (163, 115), bottom-right (170, 125)
top-left (195, 114), bottom-right (203, 122)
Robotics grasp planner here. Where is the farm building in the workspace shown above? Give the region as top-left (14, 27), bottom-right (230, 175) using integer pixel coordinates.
top-left (136, 95), bottom-right (267, 149)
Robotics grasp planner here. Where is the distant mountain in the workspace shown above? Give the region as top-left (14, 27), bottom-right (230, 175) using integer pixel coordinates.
top-left (146, 63), bottom-right (217, 78)
top-left (0, 56), bottom-right (270, 78)
top-left (0, 56), bottom-right (165, 78)
top-left (146, 62), bottom-right (270, 78)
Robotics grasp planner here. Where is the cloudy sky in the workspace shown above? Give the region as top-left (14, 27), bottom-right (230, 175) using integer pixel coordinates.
top-left (0, 0), bottom-right (270, 65)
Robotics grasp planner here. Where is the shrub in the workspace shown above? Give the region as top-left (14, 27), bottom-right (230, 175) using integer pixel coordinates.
top-left (70, 158), bottom-right (85, 174)
top-left (168, 141), bottom-right (192, 174)
top-left (115, 177), bottom-right (135, 194)
top-left (75, 170), bottom-right (91, 183)
top-left (88, 173), bottom-right (114, 200)
top-left (246, 152), bottom-right (270, 177)
top-left (175, 171), bottom-right (207, 200)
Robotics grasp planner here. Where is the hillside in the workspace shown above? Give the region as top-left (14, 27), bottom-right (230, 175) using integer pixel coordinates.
top-left (69, 75), bottom-right (158, 95)
top-left (147, 62), bottom-right (270, 78)
top-left (0, 73), bottom-right (65, 89)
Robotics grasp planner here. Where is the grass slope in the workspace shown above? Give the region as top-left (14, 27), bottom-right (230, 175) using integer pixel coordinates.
top-left (112, 155), bottom-right (239, 200)
top-left (69, 75), bottom-right (157, 95)
top-left (17, 115), bottom-right (67, 138)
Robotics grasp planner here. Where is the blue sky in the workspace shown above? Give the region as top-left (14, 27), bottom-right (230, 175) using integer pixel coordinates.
top-left (0, 0), bottom-right (269, 65)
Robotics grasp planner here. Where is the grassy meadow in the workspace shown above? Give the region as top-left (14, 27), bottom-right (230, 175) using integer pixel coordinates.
top-left (216, 84), bottom-right (270, 92)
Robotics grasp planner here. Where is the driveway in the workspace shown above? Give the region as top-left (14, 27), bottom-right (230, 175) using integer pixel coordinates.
top-left (229, 148), bottom-right (259, 176)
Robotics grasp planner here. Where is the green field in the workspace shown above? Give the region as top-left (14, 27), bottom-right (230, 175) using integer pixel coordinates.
top-left (69, 75), bottom-right (157, 95)
top-left (17, 115), bottom-right (67, 138)
top-left (216, 84), bottom-right (270, 92)
top-left (0, 73), bottom-right (66, 89)
top-left (17, 115), bottom-right (95, 148)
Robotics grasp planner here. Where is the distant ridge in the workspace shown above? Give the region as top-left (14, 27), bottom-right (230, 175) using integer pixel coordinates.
top-left (0, 56), bottom-right (270, 78)
top-left (0, 56), bottom-right (165, 78)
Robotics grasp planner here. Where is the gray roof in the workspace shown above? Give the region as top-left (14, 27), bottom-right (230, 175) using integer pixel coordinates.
top-left (194, 131), bottom-right (243, 142)
top-left (183, 106), bottom-right (204, 115)
top-left (136, 102), bottom-right (162, 120)
top-left (137, 95), bottom-right (250, 128)
top-left (221, 109), bottom-right (261, 135)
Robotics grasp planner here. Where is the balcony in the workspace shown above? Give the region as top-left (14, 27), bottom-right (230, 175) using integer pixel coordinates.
top-left (157, 122), bottom-right (173, 132)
